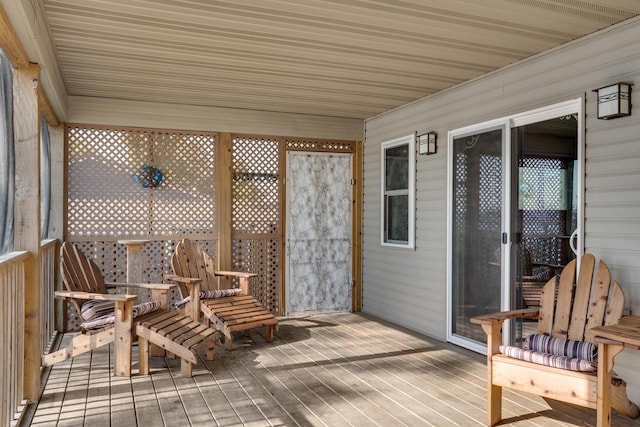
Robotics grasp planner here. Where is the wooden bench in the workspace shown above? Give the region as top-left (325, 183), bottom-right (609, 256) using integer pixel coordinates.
top-left (471, 254), bottom-right (639, 426)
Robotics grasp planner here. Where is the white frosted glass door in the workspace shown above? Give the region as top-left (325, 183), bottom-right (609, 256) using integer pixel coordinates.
top-left (286, 152), bottom-right (352, 315)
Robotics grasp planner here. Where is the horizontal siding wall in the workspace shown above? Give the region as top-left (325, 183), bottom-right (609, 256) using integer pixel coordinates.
top-left (363, 17), bottom-right (640, 402)
top-left (68, 96), bottom-right (364, 140)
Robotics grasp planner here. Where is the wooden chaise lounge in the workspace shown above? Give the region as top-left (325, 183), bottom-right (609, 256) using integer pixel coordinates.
top-left (42, 242), bottom-right (222, 377)
top-left (471, 254), bottom-right (639, 426)
top-left (167, 238), bottom-right (278, 350)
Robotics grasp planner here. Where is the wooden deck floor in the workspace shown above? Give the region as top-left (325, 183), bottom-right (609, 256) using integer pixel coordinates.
top-left (30, 313), bottom-right (639, 426)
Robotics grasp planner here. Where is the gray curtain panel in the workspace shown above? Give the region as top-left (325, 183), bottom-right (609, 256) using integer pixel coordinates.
top-left (0, 49), bottom-right (14, 254)
top-left (40, 115), bottom-right (51, 239)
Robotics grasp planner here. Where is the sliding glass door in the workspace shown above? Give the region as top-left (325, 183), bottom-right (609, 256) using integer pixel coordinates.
top-left (448, 99), bottom-right (583, 352)
top-left (449, 126), bottom-right (505, 350)
top-left (510, 115), bottom-right (579, 344)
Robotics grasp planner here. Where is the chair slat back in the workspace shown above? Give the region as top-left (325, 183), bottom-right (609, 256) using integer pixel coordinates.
top-left (567, 254), bottom-right (596, 340)
top-left (538, 254), bottom-right (626, 344)
top-left (171, 238), bottom-right (219, 296)
top-left (60, 241), bottom-right (108, 313)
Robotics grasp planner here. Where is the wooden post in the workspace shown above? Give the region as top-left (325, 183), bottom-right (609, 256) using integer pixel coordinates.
top-left (352, 140), bottom-right (363, 312)
top-left (49, 125), bottom-right (65, 332)
top-left (13, 63), bottom-right (41, 401)
top-left (117, 239), bottom-right (150, 303)
top-left (216, 133), bottom-right (233, 288)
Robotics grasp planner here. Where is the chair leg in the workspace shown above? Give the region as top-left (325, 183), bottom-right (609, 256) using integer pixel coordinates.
top-left (225, 334), bottom-right (234, 351)
top-left (265, 325), bottom-right (274, 343)
top-left (181, 358), bottom-right (192, 378)
top-left (488, 384), bottom-right (502, 426)
top-left (139, 337), bottom-right (150, 375)
top-left (205, 342), bottom-right (216, 361)
top-left (114, 300), bottom-right (134, 377)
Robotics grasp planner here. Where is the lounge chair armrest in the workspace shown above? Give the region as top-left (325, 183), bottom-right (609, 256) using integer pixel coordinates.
top-left (164, 274), bottom-right (202, 284)
top-left (215, 270), bottom-right (257, 278)
top-left (55, 290), bottom-right (136, 301)
top-left (106, 282), bottom-right (175, 291)
top-left (470, 308), bottom-right (539, 325)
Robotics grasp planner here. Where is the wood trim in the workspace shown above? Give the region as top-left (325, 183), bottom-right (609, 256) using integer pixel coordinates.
top-left (65, 122), bottom-right (218, 139)
top-left (64, 234), bottom-right (218, 242)
top-left (230, 233), bottom-right (280, 241)
top-left (216, 133), bottom-right (233, 288)
top-left (0, 7), bottom-right (61, 125)
top-left (352, 140), bottom-right (363, 312)
top-left (38, 85), bottom-right (59, 127)
top-left (279, 138), bottom-right (287, 315)
top-left (0, 6), bottom-right (29, 68)
top-left (13, 63), bottom-right (41, 401)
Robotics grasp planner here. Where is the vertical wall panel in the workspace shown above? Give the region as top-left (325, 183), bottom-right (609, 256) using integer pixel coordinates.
top-left (363, 18), bottom-right (640, 402)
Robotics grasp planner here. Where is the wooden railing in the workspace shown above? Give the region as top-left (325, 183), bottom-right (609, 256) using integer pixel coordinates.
top-left (40, 239), bottom-right (59, 354)
top-left (0, 239), bottom-right (59, 426)
top-left (0, 250), bottom-right (29, 427)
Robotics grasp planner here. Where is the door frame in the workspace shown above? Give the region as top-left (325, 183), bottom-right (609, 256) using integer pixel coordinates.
top-left (446, 97), bottom-right (585, 353)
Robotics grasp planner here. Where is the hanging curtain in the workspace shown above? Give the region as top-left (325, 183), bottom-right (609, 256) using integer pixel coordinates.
top-left (0, 49), bottom-right (14, 254)
top-left (40, 115), bottom-right (51, 239)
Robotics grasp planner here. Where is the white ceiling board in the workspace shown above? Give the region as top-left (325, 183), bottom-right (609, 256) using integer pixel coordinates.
top-left (33, 0), bottom-right (640, 119)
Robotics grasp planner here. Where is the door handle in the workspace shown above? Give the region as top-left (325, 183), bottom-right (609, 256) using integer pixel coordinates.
top-left (569, 229), bottom-right (579, 255)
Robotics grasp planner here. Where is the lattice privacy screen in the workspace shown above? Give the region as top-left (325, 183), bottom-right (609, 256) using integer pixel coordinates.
top-left (67, 126), bottom-right (217, 238)
top-left (65, 126), bottom-right (217, 330)
top-left (232, 136), bottom-right (282, 313)
top-left (519, 157), bottom-right (572, 266)
top-left (66, 127), bottom-right (356, 326)
top-left (231, 136), bottom-right (355, 314)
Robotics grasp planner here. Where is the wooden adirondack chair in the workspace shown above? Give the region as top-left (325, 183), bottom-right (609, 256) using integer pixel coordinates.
top-left (167, 238), bottom-right (278, 350)
top-left (471, 254), bottom-right (639, 426)
top-left (42, 242), bottom-right (222, 377)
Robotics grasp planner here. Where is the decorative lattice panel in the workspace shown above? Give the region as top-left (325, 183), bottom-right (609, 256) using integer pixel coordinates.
top-left (67, 126), bottom-right (217, 238)
top-left (232, 136), bottom-right (280, 235)
top-left (232, 238), bottom-right (280, 313)
top-left (65, 125), bottom-right (218, 330)
top-left (519, 157), bottom-right (567, 212)
top-left (519, 156), bottom-right (571, 266)
top-left (232, 136), bottom-right (281, 314)
top-left (284, 138), bottom-right (355, 153)
top-left (479, 154), bottom-right (503, 232)
top-left (65, 239), bottom-right (216, 331)
top-left (454, 152), bottom-right (468, 231)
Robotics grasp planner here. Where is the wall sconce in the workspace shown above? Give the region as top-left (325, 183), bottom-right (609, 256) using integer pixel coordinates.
top-left (593, 83), bottom-right (632, 119)
top-left (417, 131), bottom-right (437, 155)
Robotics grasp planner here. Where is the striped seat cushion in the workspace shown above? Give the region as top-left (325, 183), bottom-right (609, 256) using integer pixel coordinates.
top-left (500, 345), bottom-right (596, 372)
top-left (526, 334), bottom-right (597, 362)
top-left (175, 288), bottom-right (244, 309)
top-left (80, 300), bottom-right (163, 330)
top-left (81, 300), bottom-right (116, 321)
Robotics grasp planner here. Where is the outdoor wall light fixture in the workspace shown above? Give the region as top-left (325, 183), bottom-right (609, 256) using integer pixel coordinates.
top-left (594, 83), bottom-right (632, 119)
top-left (417, 131), bottom-right (437, 155)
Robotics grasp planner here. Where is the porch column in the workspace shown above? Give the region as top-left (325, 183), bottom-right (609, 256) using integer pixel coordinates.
top-left (216, 133), bottom-right (232, 288)
top-left (13, 63), bottom-right (41, 401)
top-left (48, 124), bottom-right (65, 331)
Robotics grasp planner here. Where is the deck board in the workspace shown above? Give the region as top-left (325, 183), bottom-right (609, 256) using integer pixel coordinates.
top-left (30, 313), bottom-right (640, 426)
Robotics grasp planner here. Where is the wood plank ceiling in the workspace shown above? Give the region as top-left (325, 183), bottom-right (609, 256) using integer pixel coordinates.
top-left (42, 0), bottom-right (640, 120)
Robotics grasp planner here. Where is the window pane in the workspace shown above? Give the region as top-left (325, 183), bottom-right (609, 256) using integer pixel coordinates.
top-left (385, 144), bottom-right (408, 191)
top-left (387, 194), bottom-right (409, 243)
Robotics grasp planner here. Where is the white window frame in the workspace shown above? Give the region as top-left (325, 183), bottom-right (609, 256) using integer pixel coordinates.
top-left (380, 134), bottom-right (415, 249)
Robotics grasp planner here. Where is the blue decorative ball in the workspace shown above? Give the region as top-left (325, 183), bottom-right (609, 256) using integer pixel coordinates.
top-left (133, 165), bottom-right (163, 188)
